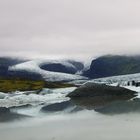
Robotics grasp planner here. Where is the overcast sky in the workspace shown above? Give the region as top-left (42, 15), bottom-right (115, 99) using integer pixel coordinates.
top-left (1, 0), bottom-right (140, 60)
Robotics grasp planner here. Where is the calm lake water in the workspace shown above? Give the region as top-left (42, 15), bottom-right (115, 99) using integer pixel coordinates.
top-left (0, 87), bottom-right (140, 140)
top-left (0, 110), bottom-right (140, 140)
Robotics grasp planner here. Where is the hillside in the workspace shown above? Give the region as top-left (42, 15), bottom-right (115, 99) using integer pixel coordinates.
top-left (83, 55), bottom-right (140, 79)
top-left (8, 59), bottom-right (87, 82)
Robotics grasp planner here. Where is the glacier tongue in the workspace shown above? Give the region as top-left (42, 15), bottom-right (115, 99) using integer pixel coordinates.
top-left (9, 60), bottom-right (87, 82)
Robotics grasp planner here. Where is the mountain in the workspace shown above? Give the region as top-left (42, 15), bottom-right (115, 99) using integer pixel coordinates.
top-left (8, 59), bottom-right (87, 82)
top-left (0, 57), bottom-right (27, 78)
top-left (83, 55), bottom-right (140, 79)
top-left (39, 60), bottom-right (84, 74)
top-left (3, 55), bottom-right (140, 82)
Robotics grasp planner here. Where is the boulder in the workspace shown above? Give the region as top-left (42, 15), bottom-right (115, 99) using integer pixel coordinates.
top-left (67, 82), bottom-right (137, 98)
top-left (67, 82), bottom-right (138, 112)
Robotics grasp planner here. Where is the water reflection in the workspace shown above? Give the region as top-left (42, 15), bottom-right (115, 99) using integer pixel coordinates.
top-left (70, 95), bottom-right (140, 115)
top-left (0, 107), bottom-right (29, 122)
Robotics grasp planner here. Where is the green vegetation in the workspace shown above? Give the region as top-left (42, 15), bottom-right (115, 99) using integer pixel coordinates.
top-left (0, 78), bottom-right (45, 92)
top-left (0, 78), bottom-right (76, 93)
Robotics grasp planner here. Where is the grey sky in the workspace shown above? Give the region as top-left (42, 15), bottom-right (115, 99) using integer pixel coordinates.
top-left (1, 0), bottom-right (140, 60)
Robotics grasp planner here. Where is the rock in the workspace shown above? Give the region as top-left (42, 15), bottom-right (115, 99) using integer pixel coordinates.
top-left (67, 82), bottom-right (137, 98)
top-left (41, 101), bottom-right (74, 112)
top-left (40, 63), bottom-right (77, 74)
top-left (40, 60), bottom-right (84, 74)
top-left (67, 82), bottom-right (137, 111)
